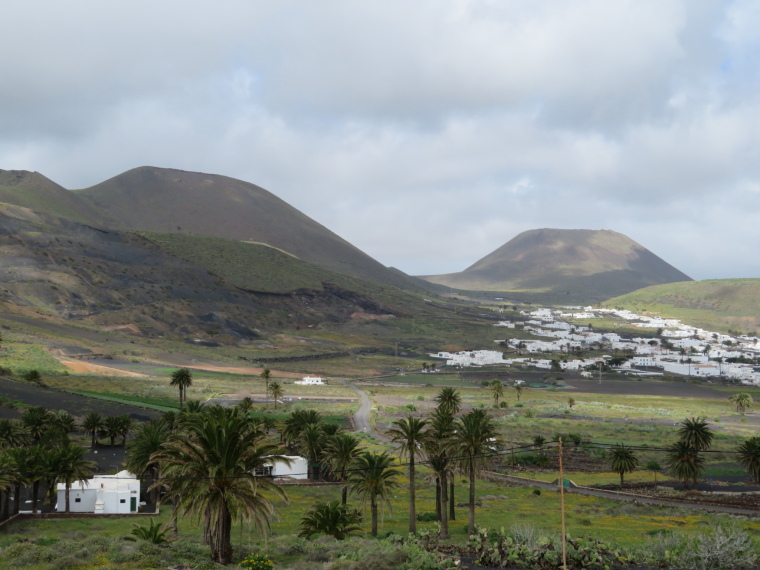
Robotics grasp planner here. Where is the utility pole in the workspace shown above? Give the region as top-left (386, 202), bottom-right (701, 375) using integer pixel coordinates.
top-left (558, 438), bottom-right (568, 570)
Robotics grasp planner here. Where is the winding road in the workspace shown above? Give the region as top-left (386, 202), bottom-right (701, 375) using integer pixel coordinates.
top-left (345, 381), bottom-right (389, 442)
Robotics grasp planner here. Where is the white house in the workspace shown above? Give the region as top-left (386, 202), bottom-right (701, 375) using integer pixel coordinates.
top-left (255, 456), bottom-right (308, 480)
top-left (56, 470), bottom-right (140, 514)
top-left (295, 376), bottom-right (324, 385)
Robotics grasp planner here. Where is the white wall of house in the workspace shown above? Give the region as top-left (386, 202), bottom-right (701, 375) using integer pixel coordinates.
top-left (56, 470), bottom-right (140, 514)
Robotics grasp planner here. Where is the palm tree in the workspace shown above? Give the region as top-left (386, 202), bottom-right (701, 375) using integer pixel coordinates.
top-left (737, 437), bottom-right (760, 484)
top-left (514, 384), bottom-right (523, 401)
top-left (678, 417), bottom-right (713, 451)
top-left (730, 393), bottom-right (753, 415)
top-left (56, 444), bottom-right (95, 513)
top-left (52, 411), bottom-right (77, 435)
top-left (489, 380), bottom-right (504, 408)
top-left (324, 433), bottom-right (361, 505)
top-left (152, 407), bottom-right (290, 565)
top-left (26, 446), bottom-right (47, 513)
top-left (237, 397), bottom-right (254, 414)
top-left (170, 368), bottom-right (193, 408)
top-left (117, 415), bottom-right (133, 446)
top-left (425, 407), bottom-right (455, 538)
top-left (260, 368), bottom-right (272, 408)
top-left (282, 410), bottom-right (322, 448)
top-left (298, 423), bottom-right (325, 480)
top-left (435, 387), bottom-right (461, 416)
top-left (126, 419), bottom-right (170, 506)
top-left (665, 441), bottom-right (705, 489)
top-left (608, 443), bottom-right (639, 486)
top-left (81, 412), bottom-right (105, 448)
top-left (269, 381), bottom-right (283, 409)
top-left (347, 451), bottom-right (401, 537)
top-left (449, 409), bottom-right (501, 536)
top-left (386, 416), bottom-right (428, 534)
top-left (298, 500), bottom-right (361, 539)
top-left (5, 447), bottom-right (30, 515)
top-left (0, 452), bottom-right (19, 519)
top-left (0, 420), bottom-right (30, 449)
top-left (21, 406), bottom-right (51, 442)
top-left (103, 416), bottom-right (122, 447)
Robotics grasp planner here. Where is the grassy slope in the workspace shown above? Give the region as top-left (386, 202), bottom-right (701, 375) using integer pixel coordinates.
top-left (605, 278), bottom-right (760, 334)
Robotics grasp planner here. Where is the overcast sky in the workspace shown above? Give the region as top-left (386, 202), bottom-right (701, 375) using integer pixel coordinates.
top-left (2, 1), bottom-right (759, 280)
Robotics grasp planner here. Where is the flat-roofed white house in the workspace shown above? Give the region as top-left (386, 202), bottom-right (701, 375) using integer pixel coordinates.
top-left (255, 456), bottom-right (308, 480)
top-left (295, 376), bottom-right (324, 385)
top-left (56, 470), bottom-right (140, 514)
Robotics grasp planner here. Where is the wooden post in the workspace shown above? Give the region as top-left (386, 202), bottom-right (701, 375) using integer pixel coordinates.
top-left (559, 438), bottom-right (567, 570)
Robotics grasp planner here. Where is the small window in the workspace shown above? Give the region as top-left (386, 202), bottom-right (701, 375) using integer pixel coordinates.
top-left (74, 498), bottom-right (81, 503)
top-left (120, 499), bottom-right (126, 504)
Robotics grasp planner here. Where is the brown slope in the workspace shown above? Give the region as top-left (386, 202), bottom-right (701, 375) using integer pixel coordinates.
top-left (0, 203), bottom-right (404, 341)
top-left (0, 169), bottom-right (110, 225)
top-left (421, 228), bottom-right (691, 301)
top-left (74, 166), bottom-right (423, 291)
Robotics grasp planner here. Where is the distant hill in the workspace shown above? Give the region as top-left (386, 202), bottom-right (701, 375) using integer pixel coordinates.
top-left (606, 279), bottom-right (760, 335)
top-left (421, 228), bottom-right (691, 302)
top-left (0, 170), bottom-right (108, 225)
top-left (75, 166), bottom-right (426, 291)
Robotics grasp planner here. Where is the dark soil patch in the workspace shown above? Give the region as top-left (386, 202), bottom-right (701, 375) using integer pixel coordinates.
top-left (559, 379), bottom-right (727, 399)
top-left (0, 376), bottom-right (159, 421)
top-left (591, 481), bottom-right (760, 511)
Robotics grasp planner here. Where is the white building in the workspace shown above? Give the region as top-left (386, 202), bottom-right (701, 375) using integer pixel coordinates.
top-left (56, 470), bottom-right (140, 514)
top-left (256, 456), bottom-right (308, 480)
top-left (295, 376), bottom-right (324, 385)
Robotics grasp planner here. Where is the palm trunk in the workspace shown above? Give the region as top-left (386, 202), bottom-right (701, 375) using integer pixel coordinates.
top-left (620, 473), bottom-right (624, 487)
top-left (211, 502), bottom-right (233, 564)
top-left (2, 489), bottom-right (9, 519)
top-left (91, 431), bottom-right (96, 448)
top-left (440, 470), bottom-right (449, 539)
top-left (468, 464), bottom-right (476, 536)
top-left (435, 477), bottom-right (441, 520)
top-left (371, 494), bottom-right (378, 537)
top-left (32, 481), bottom-right (39, 513)
top-left (13, 484), bottom-right (20, 514)
top-left (450, 479), bottom-right (455, 521)
top-left (409, 456), bottom-right (416, 534)
top-left (65, 483), bottom-right (71, 513)
top-left (341, 482), bottom-right (348, 507)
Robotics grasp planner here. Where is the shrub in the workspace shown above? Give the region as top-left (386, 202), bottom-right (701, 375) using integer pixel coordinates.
top-left (22, 370), bottom-right (41, 382)
top-left (405, 404), bottom-right (417, 412)
top-left (131, 518), bottom-right (172, 545)
top-left (499, 401), bottom-right (509, 408)
top-left (417, 396), bottom-right (424, 401)
top-left (416, 512), bottom-right (439, 522)
top-left (508, 452), bottom-right (550, 467)
top-left (641, 524), bottom-right (757, 570)
top-left (523, 409), bottom-right (534, 418)
top-left (240, 552), bottom-right (274, 570)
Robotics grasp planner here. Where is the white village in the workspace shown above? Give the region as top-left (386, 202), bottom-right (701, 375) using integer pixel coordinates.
top-left (432, 307), bottom-right (760, 384)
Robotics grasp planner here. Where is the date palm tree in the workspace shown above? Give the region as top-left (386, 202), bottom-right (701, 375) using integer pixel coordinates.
top-left (730, 393), bottom-right (753, 415)
top-left (449, 409), bottom-right (501, 536)
top-left (347, 451), bottom-right (401, 537)
top-left (126, 419), bottom-right (170, 506)
top-left (324, 432), bottom-right (362, 506)
top-left (21, 406), bottom-right (51, 443)
top-left (608, 443), bottom-right (639, 487)
top-left (81, 412), bottom-right (105, 449)
top-left (268, 382), bottom-right (283, 409)
top-left (152, 407), bottom-right (290, 565)
top-left (117, 415), bottom-right (133, 446)
top-left (260, 368), bottom-right (271, 408)
top-left (170, 368), bottom-right (193, 408)
top-left (298, 423), bottom-right (325, 480)
top-left (425, 407), bottom-right (455, 538)
top-left (665, 441), bottom-right (705, 490)
top-left (237, 397), bottom-right (254, 414)
top-left (677, 417), bottom-right (713, 451)
top-left (298, 500), bottom-right (361, 540)
top-left (489, 380), bottom-right (504, 408)
top-left (56, 444), bottom-right (95, 513)
top-left (435, 387), bottom-right (461, 416)
top-left (282, 410), bottom-right (322, 449)
top-left (103, 415), bottom-right (122, 447)
top-left (514, 384), bottom-right (523, 401)
top-left (0, 419), bottom-right (30, 449)
top-left (737, 437), bottom-right (760, 484)
top-left (387, 416), bottom-right (428, 534)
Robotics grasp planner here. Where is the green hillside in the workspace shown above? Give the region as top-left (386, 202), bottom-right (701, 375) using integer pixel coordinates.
top-left (605, 278), bottom-right (760, 335)
top-left (141, 232), bottom-right (366, 293)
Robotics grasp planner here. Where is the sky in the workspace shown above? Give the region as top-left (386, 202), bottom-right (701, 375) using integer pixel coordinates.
top-left (1, 0), bottom-right (759, 280)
